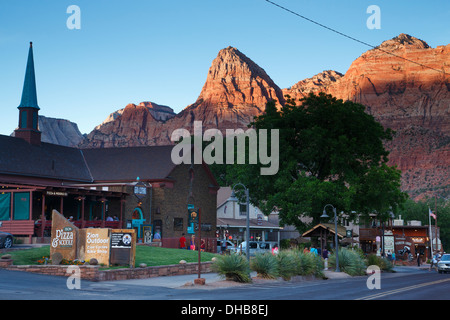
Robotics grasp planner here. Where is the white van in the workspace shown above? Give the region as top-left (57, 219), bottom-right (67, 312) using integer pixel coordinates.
top-left (231, 241), bottom-right (277, 256)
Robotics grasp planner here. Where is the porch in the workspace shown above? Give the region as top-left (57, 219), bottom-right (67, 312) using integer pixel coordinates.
top-left (0, 183), bottom-right (127, 243)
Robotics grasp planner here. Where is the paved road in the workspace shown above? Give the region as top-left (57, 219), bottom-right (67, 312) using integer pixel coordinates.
top-left (1, 266), bottom-right (449, 302)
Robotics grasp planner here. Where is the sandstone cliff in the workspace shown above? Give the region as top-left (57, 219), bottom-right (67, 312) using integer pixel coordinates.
top-left (283, 34), bottom-right (450, 198)
top-left (81, 46), bottom-right (284, 147)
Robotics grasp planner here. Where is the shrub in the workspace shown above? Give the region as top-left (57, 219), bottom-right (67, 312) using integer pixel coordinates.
top-left (250, 253), bottom-right (279, 279)
top-left (297, 252), bottom-right (324, 278)
top-left (367, 254), bottom-right (393, 272)
top-left (277, 250), bottom-right (299, 280)
top-left (329, 248), bottom-right (366, 276)
top-left (297, 252), bottom-right (314, 276)
top-left (211, 254), bottom-right (252, 283)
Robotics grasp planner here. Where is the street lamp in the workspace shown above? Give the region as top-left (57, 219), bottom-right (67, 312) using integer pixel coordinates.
top-left (320, 204), bottom-right (340, 272)
top-left (227, 183), bottom-right (250, 262)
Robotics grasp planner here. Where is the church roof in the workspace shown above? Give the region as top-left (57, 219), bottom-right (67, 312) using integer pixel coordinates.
top-left (0, 135), bottom-right (92, 182)
top-left (82, 145), bottom-right (177, 182)
top-left (18, 42), bottom-right (39, 110)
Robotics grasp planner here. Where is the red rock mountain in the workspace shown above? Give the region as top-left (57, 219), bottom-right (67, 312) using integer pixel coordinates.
top-left (80, 34), bottom-right (450, 198)
top-left (80, 47), bottom-right (284, 148)
top-left (284, 34), bottom-right (450, 199)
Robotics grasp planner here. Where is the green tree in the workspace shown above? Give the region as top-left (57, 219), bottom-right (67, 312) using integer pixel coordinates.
top-left (222, 92), bottom-right (407, 232)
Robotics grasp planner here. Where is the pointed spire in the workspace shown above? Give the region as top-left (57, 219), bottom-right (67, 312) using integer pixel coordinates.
top-left (18, 42), bottom-right (40, 110)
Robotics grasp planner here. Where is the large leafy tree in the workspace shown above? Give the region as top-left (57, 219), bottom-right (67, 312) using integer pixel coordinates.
top-left (218, 92), bottom-right (407, 232)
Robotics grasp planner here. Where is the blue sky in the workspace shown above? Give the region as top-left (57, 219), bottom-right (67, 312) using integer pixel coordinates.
top-left (1, 0), bottom-right (449, 135)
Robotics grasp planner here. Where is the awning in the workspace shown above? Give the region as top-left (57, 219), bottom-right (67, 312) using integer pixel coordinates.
top-left (217, 217), bottom-right (282, 230)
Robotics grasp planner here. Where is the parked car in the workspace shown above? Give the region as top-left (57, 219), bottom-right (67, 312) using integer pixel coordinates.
top-left (231, 241), bottom-right (277, 256)
top-left (216, 240), bottom-right (236, 253)
top-left (437, 254), bottom-right (450, 274)
top-left (0, 231), bottom-right (13, 249)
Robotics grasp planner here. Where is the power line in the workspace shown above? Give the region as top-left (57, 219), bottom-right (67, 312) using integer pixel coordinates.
top-left (264, 0), bottom-right (447, 75)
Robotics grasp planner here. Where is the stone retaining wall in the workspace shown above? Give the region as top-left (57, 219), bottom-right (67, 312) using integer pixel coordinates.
top-left (1, 261), bottom-right (213, 282)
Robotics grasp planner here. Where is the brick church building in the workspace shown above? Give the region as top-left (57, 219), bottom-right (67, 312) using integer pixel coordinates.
top-left (0, 43), bottom-right (219, 251)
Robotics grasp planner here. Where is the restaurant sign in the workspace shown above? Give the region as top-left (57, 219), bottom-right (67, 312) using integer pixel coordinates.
top-left (50, 210), bottom-right (79, 261)
top-left (46, 191), bottom-right (68, 197)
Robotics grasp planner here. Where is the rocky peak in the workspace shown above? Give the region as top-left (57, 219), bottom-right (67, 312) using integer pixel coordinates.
top-left (375, 33), bottom-right (430, 51)
top-left (283, 70), bottom-right (343, 98)
top-left (95, 101), bottom-right (175, 130)
top-left (196, 46), bottom-right (285, 108)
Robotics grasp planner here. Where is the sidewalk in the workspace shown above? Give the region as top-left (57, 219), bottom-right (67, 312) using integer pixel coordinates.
top-left (104, 272), bottom-right (236, 289)
top-left (106, 269), bottom-right (356, 289)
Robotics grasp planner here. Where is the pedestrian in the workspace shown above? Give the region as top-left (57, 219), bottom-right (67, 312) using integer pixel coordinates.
top-left (323, 248), bottom-right (329, 270)
top-left (221, 238), bottom-right (227, 254)
top-left (417, 252), bottom-right (421, 267)
top-left (429, 251), bottom-right (440, 271)
top-left (272, 244), bottom-right (279, 255)
top-left (179, 233), bottom-right (186, 249)
top-left (310, 246), bottom-right (318, 256)
top-left (189, 235), bottom-right (196, 250)
top-left (303, 246), bottom-right (310, 254)
top-left (392, 252), bottom-right (396, 266)
top-left (201, 239), bottom-right (205, 252)
top-left (387, 250), bottom-right (392, 261)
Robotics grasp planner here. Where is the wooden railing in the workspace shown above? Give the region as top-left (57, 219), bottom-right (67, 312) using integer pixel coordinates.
top-left (0, 220), bottom-right (35, 236)
top-left (33, 220), bottom-right (122, 236)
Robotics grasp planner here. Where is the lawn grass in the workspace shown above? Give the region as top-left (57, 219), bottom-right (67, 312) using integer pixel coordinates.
top-left (5, 245), bottom-right (218, 267)
top-left (135, 246), bottom-right (217, 267)
top-left (7, 246), bottom-right (50, 265)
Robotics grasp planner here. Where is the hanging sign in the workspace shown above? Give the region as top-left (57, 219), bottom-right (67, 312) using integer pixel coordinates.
top-left (188, 207), bottom-right (199, 224)
top-left (133, 180), bottom-right (147, 201)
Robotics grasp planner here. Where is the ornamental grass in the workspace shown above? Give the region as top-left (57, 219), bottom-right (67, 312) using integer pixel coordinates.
top-left (250, 253), bottom-right (279, 279)
top-left (211, 254), bottom-right (252, 283)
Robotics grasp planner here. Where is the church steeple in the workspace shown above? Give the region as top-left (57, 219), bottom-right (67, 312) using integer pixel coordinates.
top-left (15, 42), bottom-right (41, 145)
top-left (18, 42), bottom-right (40, 110)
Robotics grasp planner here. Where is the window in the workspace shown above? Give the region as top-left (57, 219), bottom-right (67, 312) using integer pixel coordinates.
top-left (239, 204), bottom-right (247, 216)
top-left (174, 218), bottom-right (183, 231)
top-left (0, 193), bottom-right (11, 221)
top-left (13, 192), bottom-right (30, 220)
top-left (20, 110), bottom-right (27, 128)
top-left (32, 111), bottom-right (38, 130)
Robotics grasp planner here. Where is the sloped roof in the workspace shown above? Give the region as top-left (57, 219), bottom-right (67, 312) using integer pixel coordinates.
top-left (81, 145), bottom-right (177, 182)
top-left (302, 223), bottom-right (358, 238)
top-left (0, 135), bottom-right (220, 187)
top-left (0, 135), bottom-right (92, 182)
top-left (217, 217), bottom-right (282, 230)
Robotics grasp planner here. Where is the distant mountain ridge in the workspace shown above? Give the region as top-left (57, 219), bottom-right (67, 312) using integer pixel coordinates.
top-left (11, 115), bottom-right (84, 147)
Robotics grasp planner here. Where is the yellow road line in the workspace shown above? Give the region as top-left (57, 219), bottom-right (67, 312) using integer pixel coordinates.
top-left (356, 278), bottom-right (450, 300)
